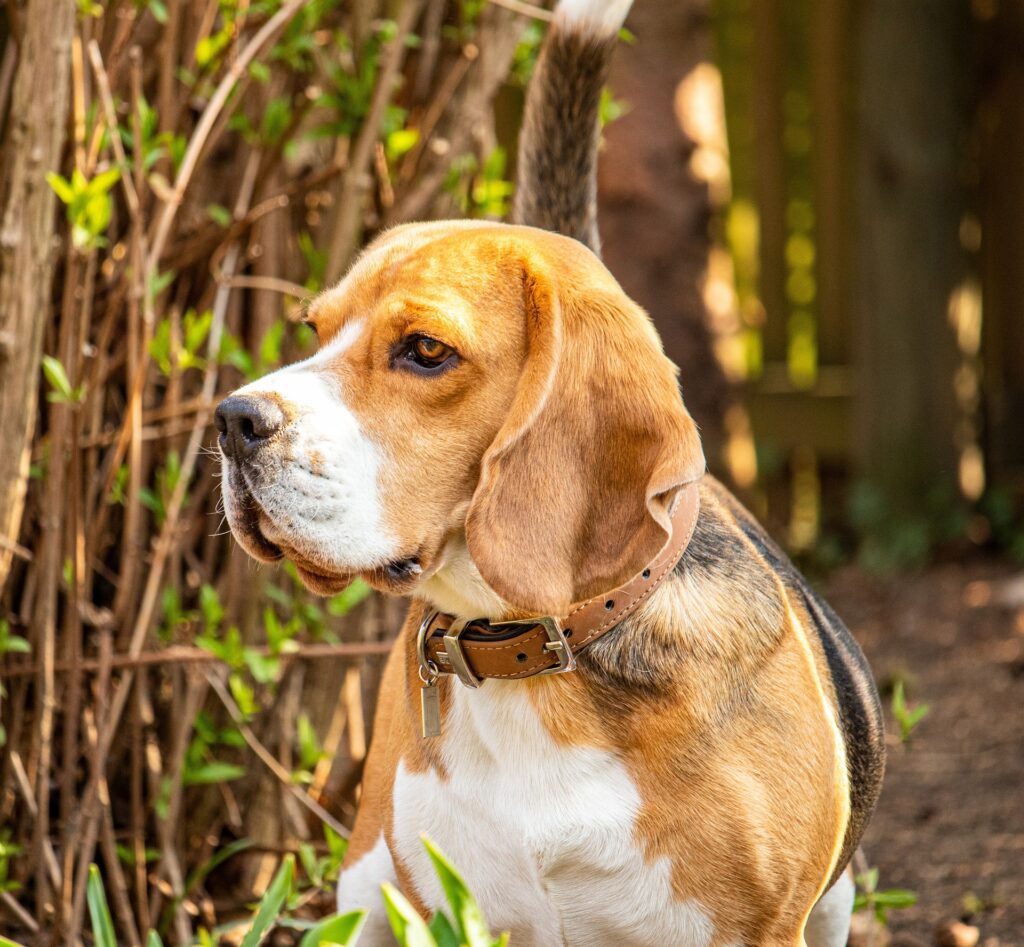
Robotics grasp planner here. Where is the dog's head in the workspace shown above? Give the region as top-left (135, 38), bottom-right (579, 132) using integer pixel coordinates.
top-left (217, 221), bottom-right (703, 615)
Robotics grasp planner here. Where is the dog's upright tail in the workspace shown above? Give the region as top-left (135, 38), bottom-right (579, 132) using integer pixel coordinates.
top-left (511, 0), bottom-right (633, 256)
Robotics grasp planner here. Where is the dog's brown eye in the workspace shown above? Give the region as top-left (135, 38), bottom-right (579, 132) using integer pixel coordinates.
top-left (413, 337), bottom-right (450, 363)
top-left (394, 334), bottom-right (458, 375)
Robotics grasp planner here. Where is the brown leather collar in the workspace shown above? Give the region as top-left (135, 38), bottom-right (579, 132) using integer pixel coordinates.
top-left (416, 481), bottom-right (701, 688)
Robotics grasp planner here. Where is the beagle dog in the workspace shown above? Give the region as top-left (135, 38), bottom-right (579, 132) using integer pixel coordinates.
top-left (216, 1), bottom-right (884, 944)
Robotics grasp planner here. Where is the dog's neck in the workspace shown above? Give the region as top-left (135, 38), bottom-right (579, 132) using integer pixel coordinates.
top-left (417, 532), bottom-right (511, 622)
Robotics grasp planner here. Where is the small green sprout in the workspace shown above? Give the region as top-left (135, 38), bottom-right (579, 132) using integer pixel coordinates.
top-left (891, 679), bottom-right (930, 746)
top-left (854, 867), bottom-right (918, 925)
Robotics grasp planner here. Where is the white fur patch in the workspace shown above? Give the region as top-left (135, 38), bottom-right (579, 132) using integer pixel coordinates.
top-left (228, 318), bottom-right (401, 571)
top-left (418, 533), bottom-right (509, 621)
top-left (336, 834), bottom-right (397, 944)
top-left (804, 870), bottom-right (855, 947)
top-left (391, 682), bottom-right (717, 946)
top-left (556, 0), bottom-right (633, 35)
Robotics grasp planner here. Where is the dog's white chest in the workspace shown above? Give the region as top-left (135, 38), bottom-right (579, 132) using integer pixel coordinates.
top-left (391, 682), bottom-right (716, 947)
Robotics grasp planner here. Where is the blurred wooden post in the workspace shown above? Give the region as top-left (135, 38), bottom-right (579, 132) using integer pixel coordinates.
top-left (0, 0), bottom-right (76, 591)
top-left (978, 1), bottom-right (1024, 489)
top-left (848, 0), bottom-right (967, 507)
top-left (752, 0), bottom-right (787, 370)
top-left (811, 0), bottom-right (848, 369)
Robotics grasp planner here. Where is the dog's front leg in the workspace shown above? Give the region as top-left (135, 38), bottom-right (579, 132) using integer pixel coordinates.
top-left (336, 832), bottom-right (398, 943)
top-left (802, 868), bottom-right (856, 947)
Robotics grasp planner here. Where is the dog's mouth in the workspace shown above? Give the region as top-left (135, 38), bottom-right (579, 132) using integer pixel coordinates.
top-left (225, 467), bottom-right (284, 563)
top-left (222, 461), bottom-right (428, 597)
top-left (295, 555), bottom-right (424, 596)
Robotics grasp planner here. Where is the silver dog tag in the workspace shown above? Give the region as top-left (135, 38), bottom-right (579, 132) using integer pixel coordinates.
top-left (420, 681), bottom-right (441, 738)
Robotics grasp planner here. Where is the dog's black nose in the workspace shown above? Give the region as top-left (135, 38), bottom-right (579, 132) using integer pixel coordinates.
top-left (215, 395), bottom-right (284, 460)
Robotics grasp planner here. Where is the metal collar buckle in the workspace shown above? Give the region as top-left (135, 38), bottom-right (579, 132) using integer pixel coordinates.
top-left (442, 618), bottom-right (482, 689)
top-left (491, 616), bottom-right (577, 677)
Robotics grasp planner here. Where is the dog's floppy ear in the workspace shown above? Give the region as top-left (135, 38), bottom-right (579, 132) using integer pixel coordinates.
top-left (466, 250), bottom-right (704, 615)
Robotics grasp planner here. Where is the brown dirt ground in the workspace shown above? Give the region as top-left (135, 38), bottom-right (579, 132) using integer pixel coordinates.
top-left (824, 559), bottom-right (1024, 946)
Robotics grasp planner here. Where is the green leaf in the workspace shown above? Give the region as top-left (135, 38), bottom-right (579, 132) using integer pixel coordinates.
top-left (261, 96), bottom-right (293, 144)
top-left (298, 842), bottom-right (321, 887)
top-left (182, 761), bottom-right (247, 786)
top-left (324, 824), bottom-right (348, 864)
top-left (907, 705), bottom-right (930, 726)
top-left (297, 713), bottom-right (325, 770)
top-left (155, 776), bottom-right (172, 820)
top-left (87, 864), bottom-right (118, 947)
top-left (0, 937), bottom-right (30, 947)
top-left (138, 486), bottom-right (164, 520)
top-left (91, 167), bottom-right (122, 195)
top-left (240, 854), bottom-right (294, 947)
top-left (385, 128), bottom-right (419, 162)
top-left (149, 0), bottom-right (168, 22)
top-left (148, 268), bottom-right (176, 302)
top-left (196, 28), bottom-right (231, 69)
top-left (229, 672), bottom-right (259, 718)
top-left (857, 867), bottom-right (879, 894)
top-left (243, 648), bottom-right (280, 684)
top-left (0, 619), bottom-right (30, 655)
top-left (599, 86), bottom-right (629, 128)
top-left (428, 911), bottom-right (459, 947)
top-left (259, 319), bottom-right (287, 370)
top-left (46, 172), bottom-right (74, 204)
top-left (207, 203), bottom-right (232, 227)
top-left (41, 355), bottom-right (74, 400)
top-left (381, 882), bottom-right (435, 947)
top-left (184, 309), bottom-right (213, 355)
top-left (199, 583), bottom-right (225, 630)
top-left (326, 580), bottom-right (371, 617)
top-left (298, 909), bottom-right (368, 946)
top-left (146, 931), bottom-right (165, 947)
top-left (115, 843), bottom-right (159, 867)
top-left (249, 61), bottom-right (271, 83)
top-left (421, 836), bottom-right (492, 946)
top-left (873, 889), bottom-right (918, 908)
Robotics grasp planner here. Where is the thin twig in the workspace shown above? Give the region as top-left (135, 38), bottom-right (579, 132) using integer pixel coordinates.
top-left (215, 274), bottom-right (310, 300)
top-left (6, 750), bottom-right (61, 891)
top-left (111, 45), bottom-right (149, 631)
top-left (1, 639), bottom-right (396, 678)
top-left (205, 670), bottom-right (350, 839)
top-left (149, 674), bottom-right (207, 944)
top-left (486, 0), bottom-right (553, 21)
top-left (86, 40), bottom-right (142, 216)
top-left (0, 534), bottom-right (32, 561)
top-left (0, 892), bottom-right (38, 934)
top-left (68, 627), bottom-right (113, 939)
